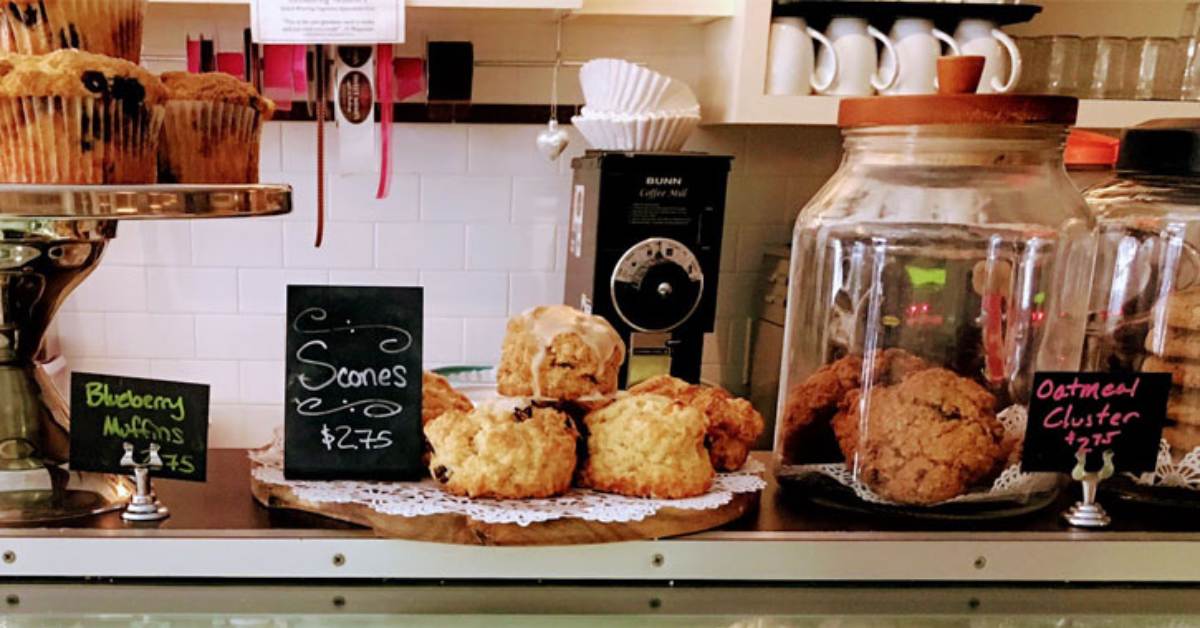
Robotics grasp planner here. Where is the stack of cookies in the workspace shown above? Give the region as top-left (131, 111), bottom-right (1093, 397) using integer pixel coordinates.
top-left (420, 305), bottom-right (765, 500)
top-left (1142, 287), bottom-right (1200, 458)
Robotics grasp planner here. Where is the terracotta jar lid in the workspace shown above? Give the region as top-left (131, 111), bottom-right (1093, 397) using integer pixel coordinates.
top-left (837, 56), bottom-right (1078, 128)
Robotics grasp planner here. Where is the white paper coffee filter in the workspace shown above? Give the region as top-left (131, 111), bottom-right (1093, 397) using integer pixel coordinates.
top-left (571, 111), bottom-right (699, 152)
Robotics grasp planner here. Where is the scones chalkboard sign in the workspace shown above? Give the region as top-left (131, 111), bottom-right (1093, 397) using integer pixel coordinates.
top-left (284, 285), bottom-right (424, 480)
top-left (1022, 372), bottom-right (1169, 474)
top-left (69, 373), bottom-right (210, 481)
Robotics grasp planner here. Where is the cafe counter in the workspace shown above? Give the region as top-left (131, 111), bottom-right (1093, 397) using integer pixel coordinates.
top-left (1, 451), bottom-right (1199, 583)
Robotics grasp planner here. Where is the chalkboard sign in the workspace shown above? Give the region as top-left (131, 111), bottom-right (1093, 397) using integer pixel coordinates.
top-left (1022, 372), bottom-right (1169, 474)
top-left (69, 373), bottom-right (210, 481)
top-left (284, 285), bottom-right (423, 480)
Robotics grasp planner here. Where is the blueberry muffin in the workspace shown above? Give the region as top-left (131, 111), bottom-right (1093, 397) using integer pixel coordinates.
top-left (0, 50), bottom-right (165, 183)
top-left (834, 368), bottom-right (1005, 505)
top-left (629, 375), bottom-right (764, 471)
top-left (497, 305), bottom-right (625, 401)
top-left (0, 0), bottom-right (146, 62)
top-left (577, 393), bottom-right (714, 499)
top-left (424, 399), bottom-right (578, 499)
top-left (158, 71), bottom-right (275, 184)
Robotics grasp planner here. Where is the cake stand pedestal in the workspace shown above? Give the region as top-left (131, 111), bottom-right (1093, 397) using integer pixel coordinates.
top-left (0, 184), bottom-right (290, 523)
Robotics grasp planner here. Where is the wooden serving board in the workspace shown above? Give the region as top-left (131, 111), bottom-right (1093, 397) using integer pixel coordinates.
top-left (250, 468), bottom-right (758, 546)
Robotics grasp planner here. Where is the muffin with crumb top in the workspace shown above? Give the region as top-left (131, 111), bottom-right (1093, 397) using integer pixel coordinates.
top-left (0, 0), bottom-right (146, 62)
top-left (0, 49), bottom-right (165, 183)
top-left (157, 71), bottom-right (275, 184)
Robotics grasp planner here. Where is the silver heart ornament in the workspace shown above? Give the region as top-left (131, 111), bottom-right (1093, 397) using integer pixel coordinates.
top-left (536, 119), bottom-right (570, 161)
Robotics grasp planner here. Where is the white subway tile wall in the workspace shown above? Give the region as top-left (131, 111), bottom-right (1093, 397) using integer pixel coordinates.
top-left (53, 123), bottom-right (840, 447)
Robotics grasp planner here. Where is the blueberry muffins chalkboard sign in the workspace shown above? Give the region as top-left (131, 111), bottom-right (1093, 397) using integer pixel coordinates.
top-left (69, 372), bottom-right (210, 481)
top-left (284, 286), bottom-right (424, 480)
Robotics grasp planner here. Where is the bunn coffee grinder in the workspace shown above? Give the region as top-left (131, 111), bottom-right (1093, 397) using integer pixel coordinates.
top-left (565, 151), bottom-right (732, 387)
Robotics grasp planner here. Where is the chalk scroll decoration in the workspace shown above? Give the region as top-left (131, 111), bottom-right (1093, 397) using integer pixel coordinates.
top-left (291, 306), bottom-right (414, 420)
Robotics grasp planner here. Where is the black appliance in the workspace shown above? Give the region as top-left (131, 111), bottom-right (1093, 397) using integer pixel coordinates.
top-left (565, 151), bottom-right (732, 387)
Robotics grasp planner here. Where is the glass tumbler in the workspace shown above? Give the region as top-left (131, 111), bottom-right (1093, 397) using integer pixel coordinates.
top-left (1043, 35), bottom-right (1082, 95)
top-left (1078, 36), bottom-right (1130, 99)
top-left (1127, 37), bottom-right (1181, 100)
top-left (1182, 37), bottom-right (1200, 100)
top-left (1013, 36), bottom-right (1047, 93)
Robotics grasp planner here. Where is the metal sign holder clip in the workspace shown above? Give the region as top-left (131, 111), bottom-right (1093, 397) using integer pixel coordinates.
top-left (1063, 448), bottom-right (1114, 528)
top-left (120, 442), bottom-right (169, 522)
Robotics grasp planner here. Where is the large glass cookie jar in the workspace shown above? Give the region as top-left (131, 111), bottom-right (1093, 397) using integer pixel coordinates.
top-left (774, 58), bottom-right (1094, 516)
top-left (1084, 120), bottom-right (1200, 498)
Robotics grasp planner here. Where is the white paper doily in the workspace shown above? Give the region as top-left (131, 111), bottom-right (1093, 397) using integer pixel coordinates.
top-left (250, 439), bottom-right (766, 527)
top-left (779, 405), bottom-right (1059, 506)
top-left (1127, 439), bottom-right (1200, 490)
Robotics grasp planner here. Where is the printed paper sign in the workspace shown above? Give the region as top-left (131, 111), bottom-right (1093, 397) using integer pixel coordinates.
top-left (252, 0), bottom-right (405, 44)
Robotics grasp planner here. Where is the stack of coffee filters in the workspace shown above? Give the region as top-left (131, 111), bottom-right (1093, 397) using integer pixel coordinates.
top-left (572, 58), bottom-right (701, 152)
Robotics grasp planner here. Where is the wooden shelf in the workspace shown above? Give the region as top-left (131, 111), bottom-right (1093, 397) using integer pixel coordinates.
top-left (145, 0), bottom-right (734, 14)
top-left (148, 0), bottom-right (583, 7)
top-left (703, 95), bottom-right (1200, 129)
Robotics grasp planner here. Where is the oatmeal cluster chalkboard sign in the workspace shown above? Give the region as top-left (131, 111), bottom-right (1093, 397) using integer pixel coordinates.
top-left (1021, 372), bottom-right (1169, 474)
top-left (284, 285), bottom-right (423, 480)
top-left (69, 373), bottom-right (210, 481)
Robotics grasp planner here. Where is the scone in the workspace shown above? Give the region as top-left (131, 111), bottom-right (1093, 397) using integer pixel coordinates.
top-left (421, 371), bottom-right (472, 427)
top-left (158, 71), bottom-right (275, 183)
top-left (424, 400), bottom-right (578, 499)
top-left (0, 0), bottom-right (146, 62)
top-left (577, 394), bottom-right (714, 499)
top-left (630, 375), bottom-right (764, 471)
top-left (779, 348), bottom-right (931, 463)
top-left (497, 305), bottom-right (625, 401)
top-left (0, 50), bottom-right (166, 183)
top-left (837, 368), bottom-right (1005, 505)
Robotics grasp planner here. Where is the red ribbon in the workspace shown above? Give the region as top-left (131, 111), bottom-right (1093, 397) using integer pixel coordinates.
top-left (376, 44), bottom-right (394, 199)
top-left (186, 37), bottom-right (201, 73)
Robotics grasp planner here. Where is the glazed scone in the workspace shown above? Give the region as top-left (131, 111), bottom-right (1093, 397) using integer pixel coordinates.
top-left (496, 305), bottom-right (625, 401)
top-left (424, 400), bottom-right (578, 499)
top-left (0, 50), bottom-right (165, 183)
top-left (0, 0), bottom-right (147, 62)
top-left (158, 71), bottom-right (275, 183)
top-left (630, 375), bottom-right (764, 471)
top-left (577, 394), bottom-right (714, 499)
top-left (421, 371), bottom-right (472, 427)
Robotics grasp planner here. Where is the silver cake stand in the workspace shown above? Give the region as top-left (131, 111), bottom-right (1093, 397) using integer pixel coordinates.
top-left (0, 184), bottom-right (291, 523)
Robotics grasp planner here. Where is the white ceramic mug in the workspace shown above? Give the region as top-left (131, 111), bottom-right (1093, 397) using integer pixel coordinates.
top-left (953, 18), bottom-right (1022, 93)
top-left (765, 17), bottom-right (838, 95)
top-left (816, 16), bottom-right (899, 96)
top-left (880, 17), bottom-right (960, 95)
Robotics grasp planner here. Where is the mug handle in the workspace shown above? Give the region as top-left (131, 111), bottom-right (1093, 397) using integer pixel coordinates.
top-left (868, 25), bottom-right (900, 92)
top-left (990, 28), bottom-right (1022, 93)
top-left (933, 28), bottom-right (961, 56)
top-left (931, 28), bottom-right (961, 90)
top-left (808, 26), bottom-right (839, 93)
